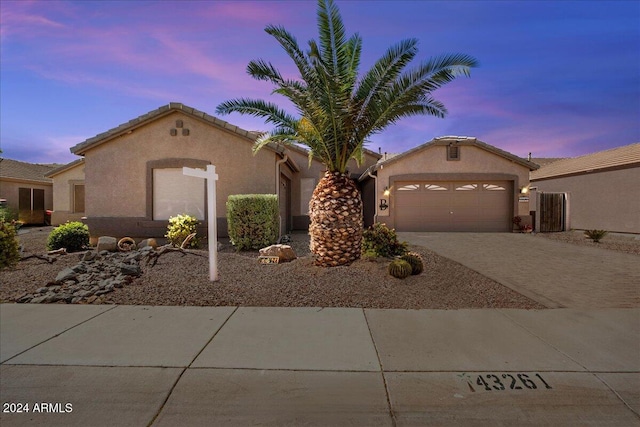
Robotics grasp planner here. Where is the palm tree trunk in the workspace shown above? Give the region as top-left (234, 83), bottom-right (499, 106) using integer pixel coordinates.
top-left (309, 171), bottom-right (363, 266)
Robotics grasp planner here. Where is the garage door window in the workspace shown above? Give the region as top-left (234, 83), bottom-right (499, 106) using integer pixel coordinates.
top-left (425, 184), bottom-right (448, 191)
top-left (483, 183), bottom-right (506, 191)
top-left (398, 184), bottom-right (420, 191)
top-left (455, 184), bottom-right (478, 191)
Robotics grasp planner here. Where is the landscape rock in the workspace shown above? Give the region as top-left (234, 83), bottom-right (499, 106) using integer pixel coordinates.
top-left (259, 244), bottom-right (297, 262)
top-left (137, 238), bottom-right (158, 249)
top-left (55, 268), bottom-right (77, 284)
top-left (119, 263), bottom-right (141, 276)
top-left (97, 236), bottom-right (117, 252)
top-left (19, 246), bottom-right (154, 304)
top-left (82, 251), bottom-right (98, 262)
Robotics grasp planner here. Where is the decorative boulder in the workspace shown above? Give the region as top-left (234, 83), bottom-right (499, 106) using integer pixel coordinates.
top-left (96, 236), bottom-right (117, 252)
top-left (259, 244), bottom-right (297, 263)
top-left (137, 238), bottom-right (158, 250)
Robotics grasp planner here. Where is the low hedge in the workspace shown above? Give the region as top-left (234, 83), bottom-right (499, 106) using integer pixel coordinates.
top-left (47, 221), bottom-right (89, 252)
top-left (227, 194), bottom-right (279, 251)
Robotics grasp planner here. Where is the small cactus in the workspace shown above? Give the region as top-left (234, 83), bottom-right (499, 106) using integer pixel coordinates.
top-left (584, 229), bottom-right (608, 243)
top-left (401, 252), bottom-right (424, 275)
top-left (388, 259), bottom-right (412, 279)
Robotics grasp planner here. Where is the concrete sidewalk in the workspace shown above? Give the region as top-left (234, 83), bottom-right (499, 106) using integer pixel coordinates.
top-left (1, 304), bottom-right (639, 426)
top-left (398, 232), bottom-right (640, 309)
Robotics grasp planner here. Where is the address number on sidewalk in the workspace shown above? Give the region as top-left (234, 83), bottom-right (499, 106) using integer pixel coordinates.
top-left (459, 373), bottom-right (552, 392)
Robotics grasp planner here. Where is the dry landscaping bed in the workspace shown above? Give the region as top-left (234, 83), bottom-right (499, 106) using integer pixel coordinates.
top-left (535, 230), bottom-right (640, 255)
top-left (0, 227), bottom-right (548, 309)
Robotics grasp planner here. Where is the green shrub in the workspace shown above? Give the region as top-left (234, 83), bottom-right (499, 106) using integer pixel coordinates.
top-left (0, 205), bottom-right (18, 223)
top-left (227, 194), bottom-right (278, 251)
top-left (400, 252), bottom-right (424, 275)
top-left (47, 221), bottom-right (89, 252)
top-left (165, 214), bottom-right (200, 248)
top-left (584, 229), bottom-right (608, 243)
top-left (388, 259), bottom-right (412, 279)
top-left (362, 222), bottom-right (407, 258)
top-left (0, 219), bottom-right (21, 269)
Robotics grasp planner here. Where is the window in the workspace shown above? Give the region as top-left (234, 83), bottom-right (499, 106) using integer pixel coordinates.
top-left (424, 184), bottom-right (448, 191)
top-left (455, 184), bottom-right (478, 191)
top-left (447, 144), bottom-right (460, 160)
top-left (397, 184), bottom-right (420, 191)
top-left (153, 168), bottom-right (205, 220)
top-left (483, 184), bottom-right (506, 191)
top-left (73, 184), bottom-right (85, 213)
top-left (18, 188), bottom-right (45, 223)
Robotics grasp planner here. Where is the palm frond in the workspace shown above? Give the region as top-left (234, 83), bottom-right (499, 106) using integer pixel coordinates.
top-left (216, 0), bottom-right (478, 174)
top-left (215, 98), bottom-right (298, 129)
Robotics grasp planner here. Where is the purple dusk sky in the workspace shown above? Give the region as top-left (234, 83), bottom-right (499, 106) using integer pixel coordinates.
top-left (1, 0), bottom-right (638, 164)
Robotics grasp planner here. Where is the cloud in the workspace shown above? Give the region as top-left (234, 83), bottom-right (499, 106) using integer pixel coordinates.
top-left (0, 1), bottom-right (67, 41)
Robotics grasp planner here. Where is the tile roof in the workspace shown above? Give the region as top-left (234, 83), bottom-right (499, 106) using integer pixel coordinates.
top-left (530, 158), bottom-right (566, 167)
top-left (530, 143), bottom-right (640, 181)
top-left (0, 158), bottom-right (57, 184)
top-left (70, 102), bottom-right (267, 155)
top-left (46, 158), bottom-right (85, 178)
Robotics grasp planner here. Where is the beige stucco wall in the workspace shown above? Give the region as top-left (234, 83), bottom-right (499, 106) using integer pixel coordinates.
top-left (0, 178), bottom-right (52, 222)
top-left (374, 144), bottom-right (531, 229)
top-left (50, 161), bottom-right (85, 225)
top-left (84, 111), bottom-right (277, 219)
top-left (531, 167), bottom-right (639, 234)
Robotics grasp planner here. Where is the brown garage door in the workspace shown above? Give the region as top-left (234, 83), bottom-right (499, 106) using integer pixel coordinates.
top-left (395, 181), bottom-right (512, 232)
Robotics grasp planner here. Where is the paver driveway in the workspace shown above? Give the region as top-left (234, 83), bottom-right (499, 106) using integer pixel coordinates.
top-left (398, 232), bottom-right (640, 308)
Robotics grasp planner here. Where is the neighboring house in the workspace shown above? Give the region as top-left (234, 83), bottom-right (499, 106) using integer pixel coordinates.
top-left (529, 143), bottom-right (640, 234)
top-left (359, 136), bottom-right (539, 232)
top-left (0, 158), bottom-right (56, 224)
top-left (45, 158), bottom-right (86, 225)
top-left (53, 103), bottom-right (380, 239)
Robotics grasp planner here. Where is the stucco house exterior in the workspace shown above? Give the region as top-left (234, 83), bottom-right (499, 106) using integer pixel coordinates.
top-left (0, 158), bottom-right (56, 224)
top-left (359, 136), bottom-right (539, 232)
top-left (45, 158), bottom-right (86, 226)
top-left (49, 104), bottom-right (546, 238)
top-left (53, 103), bottom-right (380, 239)
top-left (529, 143), bottom-right (640, 234)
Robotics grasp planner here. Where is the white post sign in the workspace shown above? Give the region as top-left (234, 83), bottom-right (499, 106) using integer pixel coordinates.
top-left (183, 165), bottom-right (219, 282)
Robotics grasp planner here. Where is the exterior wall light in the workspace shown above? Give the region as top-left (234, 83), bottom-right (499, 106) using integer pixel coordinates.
top-left (520, 186), bottom-right (529, 194)
top-left (383, 186), bottom-right (390, 196)
top-left (379, 199), bottom-right (389, 211)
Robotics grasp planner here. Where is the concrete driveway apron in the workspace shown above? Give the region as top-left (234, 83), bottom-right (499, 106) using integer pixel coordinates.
top-left (398, 232), bottom-right (640, 308)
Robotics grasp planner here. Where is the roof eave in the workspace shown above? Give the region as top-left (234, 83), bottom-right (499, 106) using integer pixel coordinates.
top-left (46, 158), bottom-right (85, 178)
top-left (70, 103), bottom-right (266, 156)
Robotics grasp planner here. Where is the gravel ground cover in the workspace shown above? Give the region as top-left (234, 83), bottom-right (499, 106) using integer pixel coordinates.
top-left (0, 227), bottom-right (550, 309)
top-left (535, 230), bottom-right (640, 255)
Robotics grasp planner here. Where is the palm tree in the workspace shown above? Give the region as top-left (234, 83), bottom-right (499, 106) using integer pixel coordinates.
top-left (216, 0), bottom-right (478, 267)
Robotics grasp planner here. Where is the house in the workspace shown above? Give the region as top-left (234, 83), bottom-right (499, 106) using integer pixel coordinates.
top-left (0, 158), bottom-right (56, 224)
top-left (52, 103), bottom-right (380, 239)
top-left (529, 143), bottom-right (640, 234)
top-left (50, 103), bottom-right (543, 238)
top-left (359, 136), bottom-right (539, 232)
top-left (45, 158), bottom-right (86, 225)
